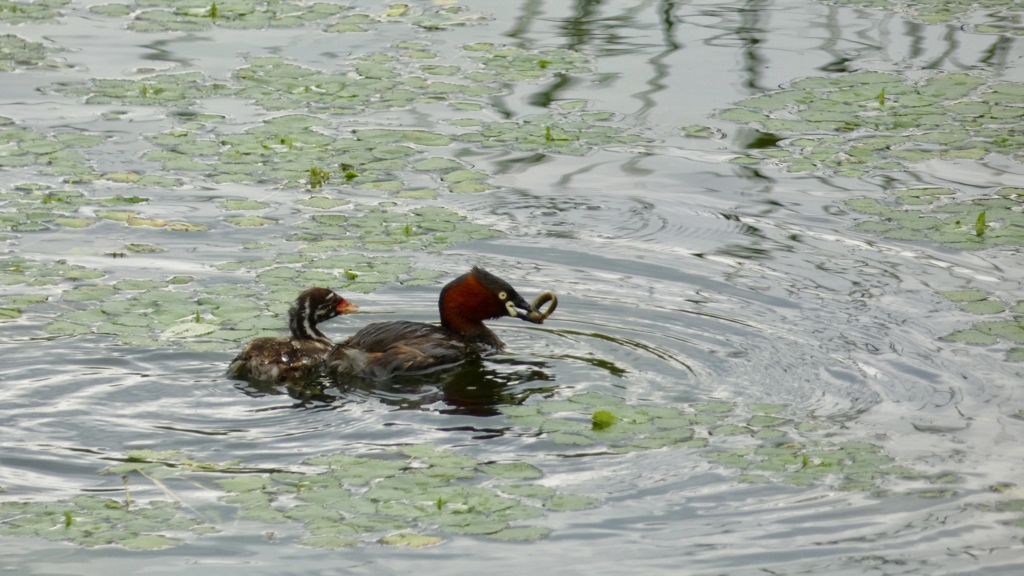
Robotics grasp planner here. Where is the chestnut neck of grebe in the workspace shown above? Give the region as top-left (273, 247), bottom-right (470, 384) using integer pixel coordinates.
top-left (438, 268), bottom-right (519, 341)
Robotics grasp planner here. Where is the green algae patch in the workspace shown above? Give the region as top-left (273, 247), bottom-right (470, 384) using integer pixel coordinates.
top-left (286, 203), bottom-right (502, 254)
top-left (959, 300), bottom-right (1006, 315)
top-left (505, 393), bottom-right (925, 492)
top-left (718, 71), bottom-right (1024, 176)
top-left (232, 50), bottom-right (499, 118)
top-left (846, 186), bottom-right (1024, 250)
top-left (544, 494), bottom-right (602, 512)
top-left (56, 71), bottom-right (234, 106)
top-left (94, 444), bottom-right (597, 548)
top-left (379, 532), bottom-right (442, 548)
top-left (455, 112), bottom-right (649, 157)
top-left (89, 0), bottom-right (351, 33)
top-left (942, 290), bottom-right (990, 303)
top-left (30, 251), bottom-right (475, 349)
top-left (941, 315), bottom-right (1024, 362)
top-left (502, 392), bottom-right (706, 452)
top-left (0, 34), bottom-right (65, 72)
top-left (463, 43), bottom-right (593, 82)
top-left (592, 409), bottom-right (618, 431)
top-left (221, 200), bottom-right (270, 211)
top-left (0, 496), bottom-right (208, 550)
top-left (0, 0), bottom-right (68, 24)
top-left (141, 115), bottom-right (494, 195)
top-left (0, 185), bottom-right (202, 241)
top-left (822, 0), bottom-right (1024, 32)
top-left (225, 215), bottom-right (277, 227)
top-left (476, 462), bottom-right (542, 480)
top-left (0, 126), bottom-right (104, 180)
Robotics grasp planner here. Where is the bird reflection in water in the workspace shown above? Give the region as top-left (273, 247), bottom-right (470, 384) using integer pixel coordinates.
top-left (234, 357), bottom-right (556, 416)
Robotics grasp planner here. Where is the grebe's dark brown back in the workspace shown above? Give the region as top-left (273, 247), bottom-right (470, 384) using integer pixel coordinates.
top-left (327, 267), bottom-right (555, 381)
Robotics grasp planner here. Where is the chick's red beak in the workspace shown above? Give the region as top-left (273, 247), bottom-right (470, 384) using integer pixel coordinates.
top-left (336, 299), bottom-right (359, 314)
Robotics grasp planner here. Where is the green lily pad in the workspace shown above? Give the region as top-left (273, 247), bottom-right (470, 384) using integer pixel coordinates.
top-left (379, 532), bottom-right (442, 548)
top-left (222, 200), bottom-right (270, 211)
top-left (476, 462), bottom-right (543, 480)
top-left (544, 494), bottom-right (601, 511)
top-left (161, 322), bottom-right (218, 339)
top-left (226, 215), bottom-right (276, 227)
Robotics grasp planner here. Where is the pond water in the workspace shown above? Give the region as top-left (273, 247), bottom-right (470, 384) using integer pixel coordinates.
top-left (2, 0), bottom-right (1024, 573)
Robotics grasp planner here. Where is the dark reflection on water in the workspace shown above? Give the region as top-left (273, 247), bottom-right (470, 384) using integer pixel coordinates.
top-left (737, 128), bottom-right (784, 150)
top-left (232, 356), bottom-right (557, 416)
top-left (340, 358), bottom-right (557, 416)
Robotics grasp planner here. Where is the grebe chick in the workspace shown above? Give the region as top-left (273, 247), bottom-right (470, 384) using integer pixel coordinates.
top-left (229, 287), bottom-right (358, 383)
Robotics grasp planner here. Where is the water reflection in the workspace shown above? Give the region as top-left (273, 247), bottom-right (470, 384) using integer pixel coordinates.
top-left (233, 358), bottom-right (557, 416)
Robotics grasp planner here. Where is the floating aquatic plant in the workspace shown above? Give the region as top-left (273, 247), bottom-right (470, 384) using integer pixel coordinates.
top-left (0, 256), bottom-right (106, 289)
top-left (455, 111), bottom-right (650, 156)
top-left (0, 124), bottom-right (105, 179)
top-left (308, 165), bottom-right (330, 189)
top-left (718, 71), bottom-right (1024, 176)
top-left (213, 443), bottom-right (591, 547)
top-left (31, 251), bottom-right (447, 349)
top-left (0, 34), bottom-right (64, 71)
top-left (285, 202), bottom-right (502, 255)
top-left (88, 0), bottom-right (347, 32)
top-left (501, 391), bottom-right (712, 452)
top-left (462, 43), bottom-right (594, 82)
top-left (845, 186), bottom-right (1024, 250)
top-left (54, 70), bottom-right (234, 106)
top-left (0, 0), bottom-right (68, 24)
top-left (939, 289), bottom-right (1024, 362)
top-left (7, 444), bottom-right (598, 550)
top-left (0, 185), bottom-right (207, 235)
top-left (141, 115), bottom-right (492, 194)
top-left (0, 495), bottom-right (212, 549)
top-left (503, 392), bottom-right (931, 491)
top-left (820, 0), bottom-right (1024, 32)
top-left (56, 41), bottom-right (589, 121)
top-left (88, 0), bottom-right (489, 34)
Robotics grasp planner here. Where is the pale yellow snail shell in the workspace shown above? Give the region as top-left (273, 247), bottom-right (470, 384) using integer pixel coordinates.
top-left (526, 290), bottom-right (557, 323)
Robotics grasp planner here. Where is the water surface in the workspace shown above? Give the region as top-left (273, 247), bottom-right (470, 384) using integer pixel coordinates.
top-left (2, 0), bottom-right (1024, 573)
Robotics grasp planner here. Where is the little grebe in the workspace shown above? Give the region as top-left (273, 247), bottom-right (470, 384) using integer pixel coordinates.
top-left (228, 287), bottom-right (358, 383)
top-left (326, 267), bottom-right (556, 381)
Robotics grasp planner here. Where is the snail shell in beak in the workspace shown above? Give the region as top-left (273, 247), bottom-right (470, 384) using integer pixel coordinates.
top-left (526, 290), bottom-right (557, 323)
